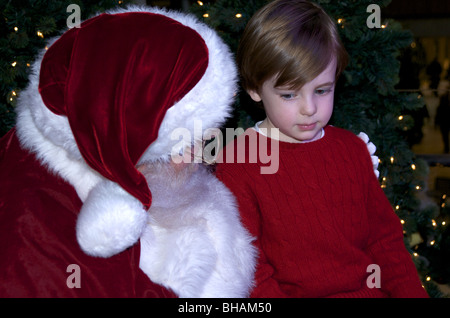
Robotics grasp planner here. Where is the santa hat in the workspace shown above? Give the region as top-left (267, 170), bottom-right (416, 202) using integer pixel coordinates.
top-left (28, 6), bottom-right (237, 257)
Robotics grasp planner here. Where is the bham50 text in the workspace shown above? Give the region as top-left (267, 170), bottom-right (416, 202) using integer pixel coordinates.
top-left (222, 302), bottom-right (272, 313)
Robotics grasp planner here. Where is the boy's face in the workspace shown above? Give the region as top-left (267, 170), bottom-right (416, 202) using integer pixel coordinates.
top-left (248, 58), bottom-right (336, 143)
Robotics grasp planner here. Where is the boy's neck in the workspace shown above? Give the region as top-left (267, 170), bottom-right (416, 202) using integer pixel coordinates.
top-left (255, 119), bottom-right (325, 144)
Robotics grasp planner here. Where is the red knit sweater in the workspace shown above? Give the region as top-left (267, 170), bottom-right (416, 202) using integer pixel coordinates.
top-left (216, 126), bottom-right (428, 298)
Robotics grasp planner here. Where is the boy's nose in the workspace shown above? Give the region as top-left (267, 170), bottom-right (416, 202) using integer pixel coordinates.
top-left (299, 97), bottom-right (317, 116)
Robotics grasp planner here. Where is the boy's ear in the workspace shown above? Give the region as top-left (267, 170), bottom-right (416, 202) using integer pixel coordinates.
top-left (247, 89), bottom-right (262, 102)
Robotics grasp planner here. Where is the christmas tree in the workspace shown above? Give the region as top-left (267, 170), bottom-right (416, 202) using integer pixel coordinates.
top-left (191, 0), bottom-right (446, 297)
top-left (0, 0), bottom-right (130, 137)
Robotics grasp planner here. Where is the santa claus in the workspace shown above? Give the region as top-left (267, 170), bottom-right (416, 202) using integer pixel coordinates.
top-left (0, 6), bottom-right (256, 297)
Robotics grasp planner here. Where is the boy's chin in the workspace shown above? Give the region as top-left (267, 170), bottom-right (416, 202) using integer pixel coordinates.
top-left (282, 127), bottom-right (323, 143)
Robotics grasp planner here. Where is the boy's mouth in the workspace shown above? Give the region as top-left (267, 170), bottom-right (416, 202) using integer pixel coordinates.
top-left (297, 123), bottom-right (317, 131)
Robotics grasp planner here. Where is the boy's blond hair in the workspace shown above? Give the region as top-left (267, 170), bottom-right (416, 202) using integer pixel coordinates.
top-left (237, 0), bottom-right (348, 92)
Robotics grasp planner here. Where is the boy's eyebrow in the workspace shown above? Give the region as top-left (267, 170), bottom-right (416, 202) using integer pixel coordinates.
top-left (315, 81), bottom-right (335, 88)
top-left (274, 81), bottom-right (336, 91)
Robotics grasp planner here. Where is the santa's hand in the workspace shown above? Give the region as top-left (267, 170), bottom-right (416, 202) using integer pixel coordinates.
top-left (76, 179), bottom-right (148, 258)
top-left (358, 132), bottom-right (379, 178)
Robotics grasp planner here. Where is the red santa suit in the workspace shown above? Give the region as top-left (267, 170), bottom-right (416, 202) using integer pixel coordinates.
top-left (0, 6), bottom-right (255, 298)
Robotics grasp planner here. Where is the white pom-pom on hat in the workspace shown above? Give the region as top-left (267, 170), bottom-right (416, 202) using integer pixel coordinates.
top-left (76, 179), bottom-right (148, 257)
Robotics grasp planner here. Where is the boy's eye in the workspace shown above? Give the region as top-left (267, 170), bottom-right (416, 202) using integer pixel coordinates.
top-left (315, 88), bottom-right (332, 95)
top-left (280, 94), bottom-right (296, 100)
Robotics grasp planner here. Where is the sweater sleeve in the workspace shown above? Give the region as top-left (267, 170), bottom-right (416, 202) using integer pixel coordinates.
top-left (358, 140), bottom-right (428, 298)
top-left (215, 162), bottom-right (289, 297)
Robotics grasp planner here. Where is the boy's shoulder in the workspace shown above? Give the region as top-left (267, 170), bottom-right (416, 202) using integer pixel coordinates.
top-left (327, 125), bottom-right (365, 144)
top-left (232, 126), bottom-right (258, 140)
top-left (221, 127), bottom-right (259, 152)
top-left (327, 125), bottom-right (356, 138)
top-left (216, 127), bottom-right (265, 173)
top-left (326, 126), bottom-right (371, 157)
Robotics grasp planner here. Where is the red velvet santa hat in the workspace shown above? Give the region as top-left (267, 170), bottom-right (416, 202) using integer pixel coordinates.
top-left (39, 11), bottom-right (208, 210)
top-left (35, 7), bottom-right (237, 257)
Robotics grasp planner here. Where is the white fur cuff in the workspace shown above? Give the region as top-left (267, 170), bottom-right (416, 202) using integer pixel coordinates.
top-left (76, 179), bottom-right (148, 258)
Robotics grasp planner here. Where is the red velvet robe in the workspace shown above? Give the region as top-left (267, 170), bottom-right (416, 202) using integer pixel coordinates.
top-left (0, 128), bottom-right (175, 297)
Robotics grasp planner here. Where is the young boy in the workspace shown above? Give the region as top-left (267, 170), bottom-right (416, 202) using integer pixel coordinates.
top-left (215, 0), bottom-right (428, 297)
